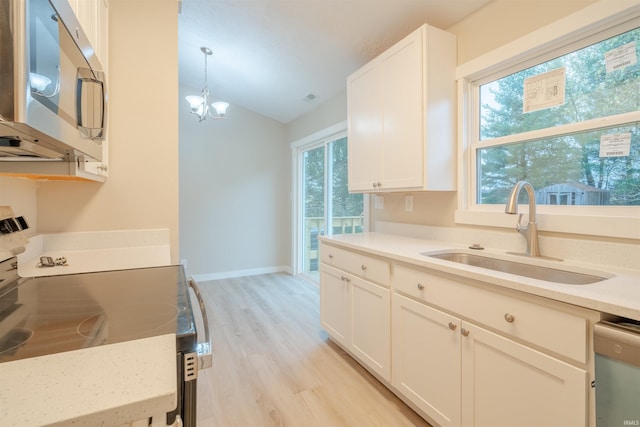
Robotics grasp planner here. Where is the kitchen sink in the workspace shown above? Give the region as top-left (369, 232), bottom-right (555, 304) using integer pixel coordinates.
top-left (422, 252), bottom-right (608, 285)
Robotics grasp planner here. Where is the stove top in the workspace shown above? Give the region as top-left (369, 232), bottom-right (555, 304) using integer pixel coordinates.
top-left (0, 263), bottom-right (196, 363)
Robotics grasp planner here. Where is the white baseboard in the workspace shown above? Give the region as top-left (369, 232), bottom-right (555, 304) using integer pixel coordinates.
top-left (190, 265), bottom-right (292, 282)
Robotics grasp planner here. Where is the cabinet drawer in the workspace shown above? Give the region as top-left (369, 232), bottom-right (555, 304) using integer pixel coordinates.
top-left (394, 264), bottom-right (589, 364)
top-left (320, 244), bottom-right (391, 287)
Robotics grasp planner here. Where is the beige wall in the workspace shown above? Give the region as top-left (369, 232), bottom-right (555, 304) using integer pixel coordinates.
top-left (179, 88), bottom-right (290, 277)
top-left (35, 0), bottom-right (181, 261)
top-left (287, 90), bottom-right (347, 142)
top-left (450, 0), bottom-right (598, 64)
top-left (0, 177), bottom-right (37, 233)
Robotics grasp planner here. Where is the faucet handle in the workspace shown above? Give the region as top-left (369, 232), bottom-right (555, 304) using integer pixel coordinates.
top-left (515, 213), bottom-right (526, 231)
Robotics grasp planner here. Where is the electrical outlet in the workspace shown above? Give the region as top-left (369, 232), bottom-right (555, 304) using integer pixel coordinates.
top-left (375, 195), bottom-right (384, 210)
top-left (405, 195), bottom-right (414, 212)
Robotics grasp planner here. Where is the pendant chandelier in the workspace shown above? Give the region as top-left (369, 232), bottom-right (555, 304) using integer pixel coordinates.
top-left (185, 46), bottom-right (229, 121)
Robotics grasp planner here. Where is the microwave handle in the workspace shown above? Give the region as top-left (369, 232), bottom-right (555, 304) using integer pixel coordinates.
top-left (187, 277), bottom-right (213, 370)
top-left (76, 68), bottom-right (106, 141)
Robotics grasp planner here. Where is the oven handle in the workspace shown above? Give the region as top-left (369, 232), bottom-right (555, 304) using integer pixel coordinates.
top-left (188, 278), bottom-right (213, 370)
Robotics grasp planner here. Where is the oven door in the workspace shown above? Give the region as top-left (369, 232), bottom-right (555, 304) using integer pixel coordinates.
top-left (164, 278), bottom-right (212, 427)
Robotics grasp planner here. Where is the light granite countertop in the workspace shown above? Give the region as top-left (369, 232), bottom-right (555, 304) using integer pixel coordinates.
top-left (0, 334), bottom-right (177, 427)
top-left (320, 232), bottom-right (640, 321)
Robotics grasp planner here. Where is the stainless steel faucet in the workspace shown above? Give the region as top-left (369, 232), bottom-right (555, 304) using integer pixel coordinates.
top-left (505, 181), bottom-right (540, 257)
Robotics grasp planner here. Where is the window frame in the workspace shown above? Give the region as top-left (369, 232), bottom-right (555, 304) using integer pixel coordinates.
top-left (455, 1), bottom-right (640, 239)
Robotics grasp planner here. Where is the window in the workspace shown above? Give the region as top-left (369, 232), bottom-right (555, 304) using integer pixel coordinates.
top-left (477, 27), bottom-right (639, 207)
top-left (456, 3), bottom-right (640, 238)
top-left (292, 124), bottom-right (368, 279)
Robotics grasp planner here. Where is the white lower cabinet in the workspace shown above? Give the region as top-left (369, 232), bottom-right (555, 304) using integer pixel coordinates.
top-left (460, 322), bottom-right (587, 427)
top-left (320, 265), bottom-right (351, 348)
top-left (320, 264), bottom-right (391, 381)
top-left (393, 292), bottom-right (589, 427)
top-left (351, 273), bottom-right (391, 379)
top-left (319, 242), bottom-right (596, 427)
top-left (392, 293), bottom-right (461, 427)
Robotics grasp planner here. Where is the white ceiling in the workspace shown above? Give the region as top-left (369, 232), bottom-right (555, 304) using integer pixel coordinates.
top-left (178, 0), bottom-right (491, 124)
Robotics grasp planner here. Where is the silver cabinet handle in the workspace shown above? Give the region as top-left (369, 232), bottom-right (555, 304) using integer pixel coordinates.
top-left (448, 322), bottom-right (457, 331)
top-left (417, 283), bottom-right (425, 291)
top-left (361, 264), bottom-right (367, 271)
top-left (372, 182), bottom-right (378, 188)
top-left (461, 328), bottom-right (470, 337)
top-left (340, 275), bottom-right (351, 283)
top-left (188, 278), bottom-right (212, 370)
top-left (504, 313), bottom-right (516, 323)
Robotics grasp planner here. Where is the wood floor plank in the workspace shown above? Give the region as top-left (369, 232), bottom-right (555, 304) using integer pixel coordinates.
top-left (196, 273), bottom-right (433, 427)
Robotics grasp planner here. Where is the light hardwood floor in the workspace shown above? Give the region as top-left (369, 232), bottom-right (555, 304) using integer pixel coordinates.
top-left (195, 273), bottom-right (433, 427)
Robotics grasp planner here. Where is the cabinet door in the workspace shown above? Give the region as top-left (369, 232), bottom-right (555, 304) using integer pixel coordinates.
top-left (351, 276), bottom-right (390, 381)
top-left (347, 63), bottom-right (384, 192)
top-left (320, 266), bottom-right (350, 348)
top-left (73, 0), bottom-right (98, 51)
top-left (392, 294), bottom-right (461, 427)
top-left (461, 322), bottom-right (588, 427)
top-left (380, 27), bottom-right (424, 190)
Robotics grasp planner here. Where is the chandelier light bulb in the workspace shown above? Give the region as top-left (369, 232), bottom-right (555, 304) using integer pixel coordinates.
top-left (211, 101), bottom-right (229, 117)
top-left (186, 95), bottom-right (205, 111)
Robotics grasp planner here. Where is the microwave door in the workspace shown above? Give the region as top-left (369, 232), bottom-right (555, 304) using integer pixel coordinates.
top-left (25, 0), bottom-right (103, 161)
top-left (28, 0), bottom-right (62, 121)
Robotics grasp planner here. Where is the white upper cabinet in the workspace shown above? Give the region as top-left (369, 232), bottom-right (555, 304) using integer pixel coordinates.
top-left (347, 24), bottom-right (456, 192)
top-left (68, 0), bottom-right (109, 68)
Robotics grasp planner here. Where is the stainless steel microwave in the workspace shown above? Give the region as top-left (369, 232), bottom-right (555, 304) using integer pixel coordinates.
top-left (0, 0), bottom-right (105, 161)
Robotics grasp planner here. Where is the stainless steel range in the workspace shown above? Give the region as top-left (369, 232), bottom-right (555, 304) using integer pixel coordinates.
top-left (0, 208), bottom-right (211, 426)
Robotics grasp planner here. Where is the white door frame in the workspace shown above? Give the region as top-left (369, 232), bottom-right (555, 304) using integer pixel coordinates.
top-left (290, 121), bottom-right (369, 279)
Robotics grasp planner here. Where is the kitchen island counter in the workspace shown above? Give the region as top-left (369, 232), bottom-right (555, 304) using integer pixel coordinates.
top-left (0, 334), bottom-right (177, 427)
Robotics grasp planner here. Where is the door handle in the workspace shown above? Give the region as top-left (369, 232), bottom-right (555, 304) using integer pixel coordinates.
top-left (188, 278), bottom-right (213, 370)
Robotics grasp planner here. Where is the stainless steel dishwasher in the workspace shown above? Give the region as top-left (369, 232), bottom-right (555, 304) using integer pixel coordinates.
top-left (594, 320), bottom-right (640, 427)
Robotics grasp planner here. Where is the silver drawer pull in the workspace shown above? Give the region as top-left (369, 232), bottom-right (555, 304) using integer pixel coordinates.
top-left (448, 322), bottom-right (457, 331)
top-left (504, 313), bottom-right (516, 323)
top-left (461, 328), bottom-right (470, 337)
top-left (417, 283), bottom-right (425, 291)
top-left (361, 264), bottom-right (367, 271)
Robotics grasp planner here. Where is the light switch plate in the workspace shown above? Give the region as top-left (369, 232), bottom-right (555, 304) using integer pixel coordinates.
top-left (375, 195), bottom-right (384, 210)
top-left (405, 195), bottom-right (414, 212)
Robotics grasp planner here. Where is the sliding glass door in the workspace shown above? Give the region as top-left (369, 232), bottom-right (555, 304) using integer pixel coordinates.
top-left (297, 134), bottom-right (366, 280)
